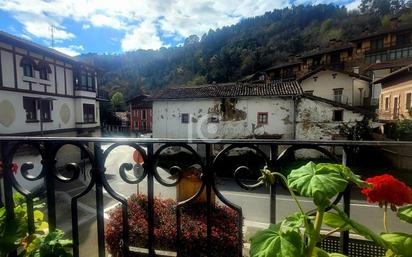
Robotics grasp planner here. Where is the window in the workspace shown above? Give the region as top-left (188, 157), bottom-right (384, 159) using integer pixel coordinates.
top-left (406, 93), bottom-right (412, 110)
top-left (20, 57), bottom-right (35, 77)
top-left (40, 100), bottom-right (52, 122)
top-left (371, 37), bottom-right (384, 50)
top-left (37, 62), bottom-right (51, 80)
top-left (396, 33), bottom-right (411, 46)
top-left (332, 110), bottom-right (343, 121)
top-left (83, 104), bottom-right (95, 123)
top-left (333, 88), bottom-right (343, 103)
top-left (75, 71), bottom-right (96, 92)
top-left (257, 112), bottom-right (268, 125)
top-left (385, 96), bottom-right (390, 111)
top-left (23, 97), bottom-right (37, 121)
top-left (142, 109), bottom-right (147, 120)
top-left (304, 90), bottom-right (314, 95)
top-left (181, 113), bottom-right (189, 124)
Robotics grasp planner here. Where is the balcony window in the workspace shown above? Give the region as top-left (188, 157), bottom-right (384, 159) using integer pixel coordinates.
top-left (396, 33), bottom-right (411, 46)
top-left (37, 61), bottom-right (52, 80)
top-left (333, 88), bottom-right (343, 103)
top-left (23, 97), bottom-right (37, 122)
top-left (257, 112), bottom-right (268, 125)
top-left (20, 57), bottom-right (35, 77)
top-left (83, 104), bottom-right (95, 123)
top-left (385, 96), bottom-right (390, 111)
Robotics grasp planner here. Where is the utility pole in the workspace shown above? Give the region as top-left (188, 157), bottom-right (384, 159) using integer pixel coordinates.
top-left (49, 25), bottom-right (55, 48)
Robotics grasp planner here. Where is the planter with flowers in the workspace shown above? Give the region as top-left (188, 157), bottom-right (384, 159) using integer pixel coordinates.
top-left (105, 194), bottom-right (241, 257)
top-left (250, 162), bottom-right (412, 257)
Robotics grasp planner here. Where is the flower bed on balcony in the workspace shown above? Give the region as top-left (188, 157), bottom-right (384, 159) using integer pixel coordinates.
top-left (105, 194), bottom-right (241, 257)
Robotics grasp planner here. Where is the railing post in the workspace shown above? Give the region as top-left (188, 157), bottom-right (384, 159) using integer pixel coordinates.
top-left (94, 142), bottom-right (106, 257)
top-left (270, 144), bottom-right (278, 224)
top-left (147, 144), bottom-right (155, 257)
top-left (340, 147), bottom-right (350, 255)
top-left (205, 143), bottom-right (212, 257)
top-left (43, 142), bottom-right (57, 231)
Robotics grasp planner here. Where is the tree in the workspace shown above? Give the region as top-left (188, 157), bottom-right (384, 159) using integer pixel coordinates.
top-left (359, 0), bottom-right (409, 15)
top-left (110, 92), bottom-right (126, 112)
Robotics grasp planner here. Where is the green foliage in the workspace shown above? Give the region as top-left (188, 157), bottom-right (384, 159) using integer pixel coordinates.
top-left (397, 205), bottom-right (412, 224)
top-left (339, 118), bottom-right (373, 141)
top-left (395, 119), bottom-right (412, 140)
top-left (249, 224), bottom-right (304, 257)
top-left (0, 193), bottom-right (72, 257)
top-left (77, 3), bottom-right (410, 103)
top-left (359, 0), bottom-right (410, 15)
top-left (287, 162), bottom-right (349, 208)
top-left (250, 162), bottom-right (412, 257)
top-left (110, 91), bottom-right (126, 112)
top-left (381, 233), bottom-right (412, 257)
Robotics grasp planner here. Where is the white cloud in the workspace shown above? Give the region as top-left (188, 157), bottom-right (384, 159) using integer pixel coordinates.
top-left (0, 0), bottom-right (359, 51)
top-left (121, 20), bottom-right (164, 51)
top-left (53, 44), bottom-right (84, 56)
top-left (345, 0), bottom-right (361, 10)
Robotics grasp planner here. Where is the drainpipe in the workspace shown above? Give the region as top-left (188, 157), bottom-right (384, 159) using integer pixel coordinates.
top-left (292, 96), bottom-right (298, 139)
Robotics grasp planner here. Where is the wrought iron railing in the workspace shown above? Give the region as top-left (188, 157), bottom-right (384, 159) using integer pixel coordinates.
top-left (1, 137), bottom-right (412, 257)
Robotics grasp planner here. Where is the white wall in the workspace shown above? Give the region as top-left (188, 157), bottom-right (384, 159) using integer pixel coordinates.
top-left (300, 70), bottom-right (370, 106)
top-left (0, 91), bottom-right (76, 134)
top-left (153, 97), bottom-right (294, 140)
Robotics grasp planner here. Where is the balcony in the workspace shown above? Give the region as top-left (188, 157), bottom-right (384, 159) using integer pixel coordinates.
top-left (0, 137), bottom-right (411, 257)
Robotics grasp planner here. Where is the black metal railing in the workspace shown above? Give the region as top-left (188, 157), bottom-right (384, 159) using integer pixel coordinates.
top-left (1, 137), bottom-right (412, 257)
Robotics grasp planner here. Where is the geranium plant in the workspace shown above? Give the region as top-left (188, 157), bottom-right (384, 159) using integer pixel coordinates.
top-left (0, 161), bottom-right (19, 175)
top-left (250, 162), bottom-right (412, 257)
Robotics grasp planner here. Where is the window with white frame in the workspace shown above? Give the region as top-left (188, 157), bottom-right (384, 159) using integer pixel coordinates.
top-left (333, 88), bottom-right (343, 103)
top-left (181, 113), bottom-right (189, 124)
top-left (406, 92), bottom-right (412, 110)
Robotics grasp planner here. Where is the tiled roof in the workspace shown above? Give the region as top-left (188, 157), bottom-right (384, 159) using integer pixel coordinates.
top-left (350, 25), bottom-right (412, 42)
top-left (265, 61), bottom-right (301, 71)
top-left (152, 81), bottom-right (303, 99)
top-left (364, 59), bottom-right (412, 71)
top-left (373, 64), bottom-right (412, 84)
top-left (298, 66), bottom-right (372, 82)
top-left (299, 44), bottom-right (352, 58)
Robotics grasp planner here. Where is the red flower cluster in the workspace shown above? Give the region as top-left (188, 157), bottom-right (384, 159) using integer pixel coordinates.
top-left (105, 193), bottom-right (241, 257)
top-left (361, 174), bottom-right (412, 206)
top-left (0, 161), bottom-right (19, 174)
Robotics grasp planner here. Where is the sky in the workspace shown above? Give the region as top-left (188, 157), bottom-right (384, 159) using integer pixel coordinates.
top-left (0, 0), bottom-right (361, 56)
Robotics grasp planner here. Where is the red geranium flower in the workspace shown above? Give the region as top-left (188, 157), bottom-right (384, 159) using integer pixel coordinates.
top-left (0, 161), bottom-right (18, 174)
top-left (361, 174), bottom-right (412, 206)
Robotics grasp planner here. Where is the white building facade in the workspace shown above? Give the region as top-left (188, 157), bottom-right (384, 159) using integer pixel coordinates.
top-left (0, 32), bottom-right (101, 136)
top-left (152, 82), bottom-right (366, 141)
top-left (299, 68), bottom-right (371, 107)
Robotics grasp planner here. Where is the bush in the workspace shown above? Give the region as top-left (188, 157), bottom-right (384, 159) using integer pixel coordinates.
top-left (106, 194), bottom-right (241, 257)
top-left (395, 119), bottom-right (412, 140)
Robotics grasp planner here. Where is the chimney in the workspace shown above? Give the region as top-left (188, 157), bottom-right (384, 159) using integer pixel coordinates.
top-left (390, 17), bottom-right (400, 30)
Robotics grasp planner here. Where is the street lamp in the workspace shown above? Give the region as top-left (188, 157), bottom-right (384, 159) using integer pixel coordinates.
top-left (37, 97), bottom-right (56, 136)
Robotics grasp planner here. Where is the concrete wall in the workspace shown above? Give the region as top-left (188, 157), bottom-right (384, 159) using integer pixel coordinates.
top-left (153, 97), bottom-right (294, 140)
top-left (300, 70), bottom-right (369, 106)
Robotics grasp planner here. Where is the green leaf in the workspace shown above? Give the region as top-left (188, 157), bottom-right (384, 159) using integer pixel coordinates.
top-left (280, 212), bottom-right (306, 232)
top-left (259, 167), bottom-right (276, 187)
top-left (332, 206), bottom-right (389, 249)
top-left (397, 205), bottom-right (412, 224)
top-left (33, 210), bottom-right (44, 222)
top-left (381, 233), bottom-right (412, 257)
top-left (250, 224), bottom-right (304, 257)
top-left (288, 162), bottom-right (348, 208)
top-left (323, 212), bottom-right (351, 232)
